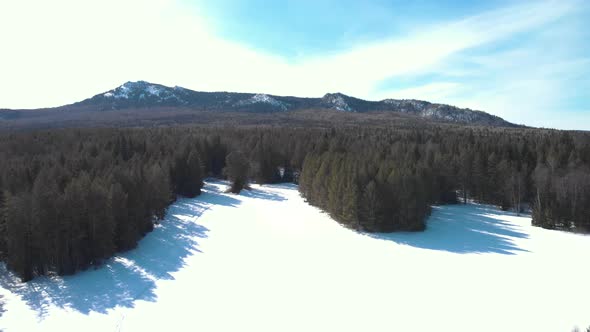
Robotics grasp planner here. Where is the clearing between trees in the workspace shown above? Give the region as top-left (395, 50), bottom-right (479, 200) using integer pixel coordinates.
top-left (1, 181), bottom-right (588, 332)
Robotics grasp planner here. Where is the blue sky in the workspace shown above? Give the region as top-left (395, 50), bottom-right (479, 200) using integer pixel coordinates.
top-left (0, 0), bottom-right (588, 129)
top-left (190, 0), bottom-right (507, 58)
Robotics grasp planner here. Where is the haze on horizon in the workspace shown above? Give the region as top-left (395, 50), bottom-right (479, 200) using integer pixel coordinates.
top-left (0, 0), bottom-right (588, 130)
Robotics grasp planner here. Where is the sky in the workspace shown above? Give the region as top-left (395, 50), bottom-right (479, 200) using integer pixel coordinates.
top-left (0, 0), bottom-right (588, 129)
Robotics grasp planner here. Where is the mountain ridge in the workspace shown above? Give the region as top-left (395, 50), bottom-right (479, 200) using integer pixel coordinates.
top-left (0, 80), bottom-right (522, 130)
top-left (63, 80), bottom-right (517, 127)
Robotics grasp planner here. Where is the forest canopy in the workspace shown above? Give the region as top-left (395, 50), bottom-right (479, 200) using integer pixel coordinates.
top-left (0, 124), bottom-right (589, 281)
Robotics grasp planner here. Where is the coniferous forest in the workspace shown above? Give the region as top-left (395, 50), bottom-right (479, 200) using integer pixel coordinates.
top-left (0, 124), bottom-right (589, 281)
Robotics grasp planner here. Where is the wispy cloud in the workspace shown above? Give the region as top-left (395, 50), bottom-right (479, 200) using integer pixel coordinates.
top-left (374, 1), bottom-right (590, 129)
top-left (0, 0), bottom-right (587, 129)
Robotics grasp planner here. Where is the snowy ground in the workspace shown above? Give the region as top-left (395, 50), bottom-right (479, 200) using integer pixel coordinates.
top-left (1, 180), bottom-right (589, 332)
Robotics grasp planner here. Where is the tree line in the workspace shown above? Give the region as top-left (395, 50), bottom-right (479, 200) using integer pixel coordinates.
top-left (298, 127), bottom-right (590, 233)
top-left (0, 124), bottom-right (589, 281)
top-left (0, 129), bottom-right (223, 281)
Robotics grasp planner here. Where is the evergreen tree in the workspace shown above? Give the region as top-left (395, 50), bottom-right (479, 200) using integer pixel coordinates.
top-left (147, 163), bottom-right (173, 220)
top-left (109, 182), bottom-right (136, 252)
top-left (30, 169), bottom-right (60, 275)
top-left (224, 151), bottom-right (250, 193)
top-left (341, 169), bottom-right (360, 229)
top-left (185, 151), bottom-right (204, 197)
top-left (5, 192), bottom-right (33, 281)
top-left (86, 179), bottom-right (116, 264)
top-left (359, 180), bottom-right (380, 232)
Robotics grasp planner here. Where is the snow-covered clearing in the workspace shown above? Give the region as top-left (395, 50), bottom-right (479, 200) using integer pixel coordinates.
top-left (1, 181), bottom-right (589, 332)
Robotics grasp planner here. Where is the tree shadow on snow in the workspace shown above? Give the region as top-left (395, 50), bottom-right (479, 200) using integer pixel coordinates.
top-left (205, 178), bottom-right (289, 202)
top-left (263, 183), bottom-right (298, 190)
top-left (370, 204), bottom-right (530, 255)
top-left (242, 188), bottom-right (287, 201)
top-left (0, 182), bottom-right (240, 318)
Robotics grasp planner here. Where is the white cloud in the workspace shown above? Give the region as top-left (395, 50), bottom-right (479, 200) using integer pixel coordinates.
top-left (378, 82), bottom-right (463, 102)
top-left (379, 42), bottom-right (590, 129)
top-left (0, 0), bottom-right (585, 130)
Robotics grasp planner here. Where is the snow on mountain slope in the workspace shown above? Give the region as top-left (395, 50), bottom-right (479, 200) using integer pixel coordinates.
top-left (382, 98), bottom-right (508, 125)
top-left (81, 81), bottom-right (191, 109)
top-left (234, 93), bottom-right (289, 111)
top-left (53, 81), bottom-right (518, 126)
top-left (322, 93), bottom-right (353, 111)
top-left (1, 181), bottom-right (589, 332)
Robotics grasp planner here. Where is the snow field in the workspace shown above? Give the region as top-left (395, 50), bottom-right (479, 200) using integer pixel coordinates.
top-left (1, 181), bottom-right (589, 332)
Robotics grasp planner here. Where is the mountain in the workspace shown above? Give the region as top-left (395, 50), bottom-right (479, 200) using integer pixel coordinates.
top-left (0, 81), bottom-right (519, 130)
top-left (69, 81), bottom-right (516, 127)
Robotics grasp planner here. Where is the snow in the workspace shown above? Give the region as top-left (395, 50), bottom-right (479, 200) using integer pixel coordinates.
top-left (102, 82), bottom-right (172, 101)
top-left (324, 93), bottom-right (353, 111)
top-left (235, 94), bottom-right (289, 111)
top-left (145, 85), bottom-right (161, 96)
top-left (1, 181), bottom-right (589, 332)
top-left (102, 85), bottom-right (130, 99)
top-left (119, 84), bottom-right (130, 91)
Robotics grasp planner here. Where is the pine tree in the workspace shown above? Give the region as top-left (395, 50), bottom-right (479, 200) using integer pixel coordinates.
top-left (86, 179), bottom-right (116, 265)
top-left (172, 150), bottom-right (204, 197)
top-left (109, 182), bottom-right (136, 252)
top-left (253, 143), bottom-right (280, 184)
top-left (341, 168), bottom-right (360, 229)
top-left (62, 175), bottom-right (92, 272)
top-left (147, 163), bottom-right (173, 220)
top-left (327, 155), bottom-right (344, 218)
top-left (224, 151), bottom-right (250, 193)
top-left (185, 151), bottom-right (204, 197)
top-left (359, 180), bottom-right (380, 232)
top-left (30, 169), bottom-right (60, 275)
top-left (5, 192), bottom-right (34, 281)
top-left (459, 149), bottom-right (473, 204)
top-left (311, 156), bottom-right (331, 209)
